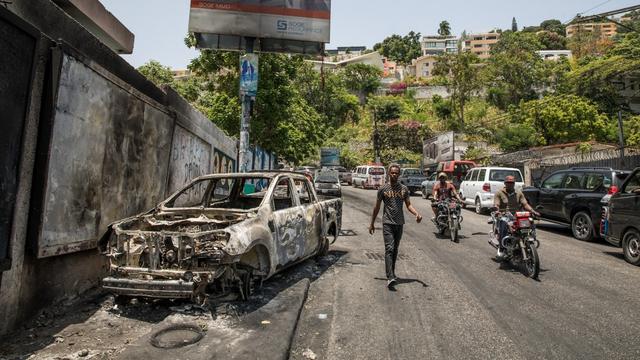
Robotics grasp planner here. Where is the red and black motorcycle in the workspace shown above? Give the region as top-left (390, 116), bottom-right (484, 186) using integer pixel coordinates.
top-left (488, 211), bottom-right (541, 279)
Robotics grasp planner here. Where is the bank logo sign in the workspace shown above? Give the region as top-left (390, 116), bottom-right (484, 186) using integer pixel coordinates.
top-left (189, 0), bottom-right (331, 44)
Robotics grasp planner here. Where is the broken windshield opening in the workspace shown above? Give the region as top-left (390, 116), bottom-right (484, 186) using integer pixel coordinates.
top-left (165, 176), bottom-right (272, 210)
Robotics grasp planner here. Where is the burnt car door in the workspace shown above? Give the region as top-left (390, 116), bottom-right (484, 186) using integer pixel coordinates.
top-left (270, 177), bottom-right (307, 266)
top-left (296, 179), bottom-right (323, 258)
top-left (610, 170), bottom-right (640, 239)
top-left (538, 172), bottom-right (566, 219)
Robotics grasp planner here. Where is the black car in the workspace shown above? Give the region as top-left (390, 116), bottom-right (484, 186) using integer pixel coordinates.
top-left (522, 167), bottom-right (630, 241)
top-left (604, 168), bottom-right (640, 265)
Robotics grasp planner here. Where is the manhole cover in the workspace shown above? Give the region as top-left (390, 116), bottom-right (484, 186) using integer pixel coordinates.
top-left (150, 324), bottom-right (204, 349)
top-left (364, 251), bottom-right (409, 261)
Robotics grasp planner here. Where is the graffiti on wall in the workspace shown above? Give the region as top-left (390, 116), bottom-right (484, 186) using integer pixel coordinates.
top-left (168, 126), bottom-right (212, 199)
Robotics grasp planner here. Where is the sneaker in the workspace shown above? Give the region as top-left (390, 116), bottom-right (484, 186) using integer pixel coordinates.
top-left (387, 278), bottom-right (397, 290)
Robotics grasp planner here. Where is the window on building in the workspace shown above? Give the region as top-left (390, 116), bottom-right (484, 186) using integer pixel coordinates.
top-left (474, 37), bottom-right (482, 41)
top-left (446, 40), bottom-right (457, 47)
top-left (474, 44), bottom-right (482, 48)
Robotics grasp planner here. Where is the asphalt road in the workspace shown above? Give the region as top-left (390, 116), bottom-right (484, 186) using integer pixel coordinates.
top-left (290, 186), bottom-right (640, 360)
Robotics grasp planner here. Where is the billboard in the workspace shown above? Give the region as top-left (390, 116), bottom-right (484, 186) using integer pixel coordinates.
top-left (189, 0), bottom-right (331, 55)
top-left (423, 131), bottom-right (455, 166)
top-left (320, 147), bottom-right (340, 166)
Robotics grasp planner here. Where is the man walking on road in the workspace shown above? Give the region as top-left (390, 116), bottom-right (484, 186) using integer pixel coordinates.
top-left (369, 164), bottom-right (423, 290)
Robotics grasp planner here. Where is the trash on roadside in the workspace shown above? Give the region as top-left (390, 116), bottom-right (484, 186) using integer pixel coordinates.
top-left (302, 348), bottom-right (317, 359)
top-left (78, 349), bottom-right (89, 357)
top-left (260, 320), bottom-right (271, 325)
top-left (318, 314), bottom-right (328, 320)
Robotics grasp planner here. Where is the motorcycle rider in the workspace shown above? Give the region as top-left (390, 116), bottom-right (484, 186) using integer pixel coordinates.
top-left (493, 175), bottom-right (540, 259)
top-left (431, 172), bottom-right (463, 222)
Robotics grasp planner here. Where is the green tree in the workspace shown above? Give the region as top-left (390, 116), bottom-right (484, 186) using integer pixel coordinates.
top-left (438, 21), bottom-right (451, 36)
top-left (137, 60), bottom-right (174, 87)
top-left (184, 44), bottom-right (329, 163)
top-left (571, 33), bottom-right (640, 113)
top-left (485, 31), bottom-right (544, 109)
top-left (537, 31), bottom-right (567, 50)
top-left (373, 31), bottom-right (422, 65)
top-left (514, 94), bottom-right (611, 146)
top-left (367, 96), bottom-right (405, 121)
top-left (341, 63), bottom-right (382, 105)
top-left (433, 51), bottom-right (483, 127)
top-left (496, 123), bottom-right (539, 151)
top-left (540, 19), bottom-right (566, 36)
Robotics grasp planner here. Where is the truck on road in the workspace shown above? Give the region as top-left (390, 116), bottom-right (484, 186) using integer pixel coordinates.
top-left (99, 171), bottom-right (342, 302)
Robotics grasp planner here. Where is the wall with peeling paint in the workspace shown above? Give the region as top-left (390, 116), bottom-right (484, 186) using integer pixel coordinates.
top-left (0, 0), bottom-right (275, 335)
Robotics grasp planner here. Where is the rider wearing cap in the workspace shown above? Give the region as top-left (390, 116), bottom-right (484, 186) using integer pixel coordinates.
top-left (493, 175), bottom-right (540, 259)
top-left (431, 172), bottom-right (462, 220)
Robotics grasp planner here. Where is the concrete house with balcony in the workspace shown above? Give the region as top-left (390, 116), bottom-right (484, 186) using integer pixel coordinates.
top-left (421, 35), bottom-right (459, 56)
top-left (462, 32), bottom-right (500, 59)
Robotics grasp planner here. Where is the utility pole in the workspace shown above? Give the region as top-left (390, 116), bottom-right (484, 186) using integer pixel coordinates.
top-left (373, 112), bottom-right (381, 163)
top-left (238, 37), bottom-right (256, 173)
top-left (617, 109), bottom-right (626, 168)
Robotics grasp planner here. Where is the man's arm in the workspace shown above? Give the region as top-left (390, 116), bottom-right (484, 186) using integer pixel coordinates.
top-left (432, 183), bottom-right (439, 200)
top-left (520, 193), bottom-right (540, 216)
top-left (369, 198), bottom-right (382, 234)
top-left (404, 197), bottom-right (423, 223)
top-left (450, 184), bottom-right (462, 202)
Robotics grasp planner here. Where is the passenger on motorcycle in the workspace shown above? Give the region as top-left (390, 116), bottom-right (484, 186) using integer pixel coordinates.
top-left (431, 172), bottom-right (462, 223)
top-left (492, 175), bottom-right (540, 259)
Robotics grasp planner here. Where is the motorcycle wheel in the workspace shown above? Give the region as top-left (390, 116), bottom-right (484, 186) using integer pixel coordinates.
top-left (450, 219), bottom-right (459, 243)
top-left (523, 243), bottom-right (540, 279)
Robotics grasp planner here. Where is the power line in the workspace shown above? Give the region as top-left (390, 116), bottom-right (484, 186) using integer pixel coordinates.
top-left (580, 0), bottom-right (615, 16)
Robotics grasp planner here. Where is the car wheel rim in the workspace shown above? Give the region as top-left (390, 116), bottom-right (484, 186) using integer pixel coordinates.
top-left (574, 215), bottom-right (590, 238)
top-left (475, 200), bottom-right (481, 214)
top-left (628, 237), bottom-right (640, 259)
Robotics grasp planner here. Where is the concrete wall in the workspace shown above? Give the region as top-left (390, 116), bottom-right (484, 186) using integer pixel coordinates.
top-left (0, 0), bottom-right (274, 335)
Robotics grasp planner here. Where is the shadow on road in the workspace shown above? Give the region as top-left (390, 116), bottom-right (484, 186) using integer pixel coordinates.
top-left (602, 250), bottom-right (624, 260)
top-left (373, 277), bottom-right (429, 288)
top-left (493, 258), bottom-right (551, 281)
top-left (209, 250), bottom-right (348, 319)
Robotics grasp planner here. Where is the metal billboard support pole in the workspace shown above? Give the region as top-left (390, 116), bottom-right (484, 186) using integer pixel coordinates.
top-left (238, 37), bottom-right (255, 173)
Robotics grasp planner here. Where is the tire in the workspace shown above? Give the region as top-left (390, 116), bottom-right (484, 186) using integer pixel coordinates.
top-left (622, 229), bottom-right (640, 266)
top-left (316, 235), bottom-right (330, 258)
top-left (523, 243), bottom-right (540, 279)
top-left (571, 211), bottom-right (594, 241)
top-left (475, 198), bottom-right (483, 215)
top-left (450, 218), bottom-right (459, 243)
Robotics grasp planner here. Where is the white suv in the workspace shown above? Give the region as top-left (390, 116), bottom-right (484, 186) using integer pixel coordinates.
top-left (459, 167), bottom-right (524, 214)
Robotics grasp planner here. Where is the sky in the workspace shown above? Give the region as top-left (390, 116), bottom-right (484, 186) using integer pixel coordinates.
top-left (100, 0), bottom-right (639, 70)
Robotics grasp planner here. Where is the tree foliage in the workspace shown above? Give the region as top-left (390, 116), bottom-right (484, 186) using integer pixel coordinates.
top-left (513, 94), bottom-right (611, 146)
top-left (341, 63), bottom-right (382, 104)
top-left (540, 19), bottom-right (566, 35)
top-left (570, 33), bottom-right (640, 113)
top-left (137, 60), bottom-right (174, 86)
top-left (537, 31), bottom-right (567, 50)
top-left (485, 32), bottom-right (544, 109)
top-left (433, 51), bottom-right (483, 127)
top-left (373, 31), bottom-right (422, 65)
top-left (368, 96), bottom-right (405, 121)
top-left (438, 21), bottom-right (451, 36)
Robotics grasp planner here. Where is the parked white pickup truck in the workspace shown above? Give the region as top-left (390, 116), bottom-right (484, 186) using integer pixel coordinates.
top-left (99, 171), bottom-right (342, 302)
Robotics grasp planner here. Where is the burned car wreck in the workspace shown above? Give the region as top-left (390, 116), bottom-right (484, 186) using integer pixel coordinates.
top-left (99, 172), bottom-right (342, 303)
